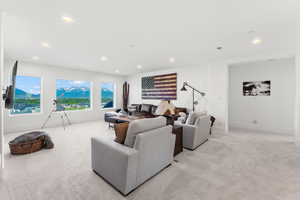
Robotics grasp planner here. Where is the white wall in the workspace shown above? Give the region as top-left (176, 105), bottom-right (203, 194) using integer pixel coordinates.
top-left (295, 54), bottom-right (300, 139)
top-left (0, 12), bottom-right (5, 168)
top-left (4, 60), bottom-right (125, 133)
top-left (229, 58), bottom-right (295, 135)
top-left (126, 64), bottom-right (229, 131)
top-left (208, 62), bottom-right (229, 132)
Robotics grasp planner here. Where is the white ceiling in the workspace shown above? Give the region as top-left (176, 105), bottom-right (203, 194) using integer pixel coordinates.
top-left (1, 0), bottom-right (300, 75)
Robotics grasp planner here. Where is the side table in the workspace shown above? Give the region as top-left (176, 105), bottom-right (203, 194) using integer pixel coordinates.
top-left (172, 126), bottom-right (183, 156)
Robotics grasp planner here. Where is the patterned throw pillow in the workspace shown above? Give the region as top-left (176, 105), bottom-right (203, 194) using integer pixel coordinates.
top-left (178, 112), bottom-right (187, 123)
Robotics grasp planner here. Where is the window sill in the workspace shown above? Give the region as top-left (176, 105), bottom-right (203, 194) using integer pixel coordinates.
top-left (101, 107), bottom-right (116, 111)
top-left (55, 108), bottom-right (93, 113)
top-left (9, 112), bottom-right (43, 117)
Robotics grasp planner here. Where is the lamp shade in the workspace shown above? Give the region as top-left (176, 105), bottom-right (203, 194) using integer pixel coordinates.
top-left (180, 86), bottom-right (187, 91)
top-left (180, 83), bottom-right (187, 91)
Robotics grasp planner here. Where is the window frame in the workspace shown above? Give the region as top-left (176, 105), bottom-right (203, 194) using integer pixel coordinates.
top-left (100, 82), bottom-right (116, 110)
top-left (55, 79), bottom-right (93, 112)
top-left (9, 75), bottom-right (43, 117)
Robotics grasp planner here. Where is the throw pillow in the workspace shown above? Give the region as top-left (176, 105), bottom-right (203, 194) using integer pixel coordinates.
top-left (186, 112), bottom-right (194, 125)
top-left (114, 122), bottom-right (129, 144)
top-left (151, 105), bottom-right (158, 115)
top-left (186, 111), bottom-right (208, 125)
top-left (178, 112), bottom-right (187, 123)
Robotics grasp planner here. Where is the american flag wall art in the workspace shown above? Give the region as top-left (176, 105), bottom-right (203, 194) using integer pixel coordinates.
top-left (142, 73), bottom-right (177, 100)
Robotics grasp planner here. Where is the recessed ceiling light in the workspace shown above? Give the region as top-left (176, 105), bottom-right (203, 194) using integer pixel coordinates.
top-left (169, 57), bottom-right (175, 63)
top-left (32, 56), bottom-right (40, 60)
top-left (115, 69), bottom-right (120, 73)
top-left (41, 42), bottom-right (50, 48)
top-left (101, 56), bottom-right (108, 61)
top-left (252, 37), bottom-right (262, 45)
top-left (137, 65), bottom-right (142, 69)
top-left (248, 30), bottom-right (256, 34)
top-left (62, 16), bottom-right (74, 23)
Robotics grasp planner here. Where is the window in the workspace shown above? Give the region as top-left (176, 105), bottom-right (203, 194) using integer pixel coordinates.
top-left (11, 76), bottom-right (41, 115)
top-left (56, 80), bottom-right (91, 111)
top-left (101, 82), bottom-right (115, 109)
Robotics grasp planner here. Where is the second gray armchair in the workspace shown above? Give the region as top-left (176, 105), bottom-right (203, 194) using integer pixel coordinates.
top-left (176, 112), bottom-right (211, 150)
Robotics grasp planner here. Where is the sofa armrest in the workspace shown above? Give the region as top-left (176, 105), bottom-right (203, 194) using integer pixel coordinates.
top-left (91, 137), bottom-right (138, 195)
top-left (194, 115), bottom-right (211, 144)
top-left (181, 124), bottom-right (196, 132)
top-left (180, 124), bottom-right (197, 149)
top-left (133, 126), bottom-right (175, 184)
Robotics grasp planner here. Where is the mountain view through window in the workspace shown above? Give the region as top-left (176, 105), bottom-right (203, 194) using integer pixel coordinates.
top-left (101, 82), bottom-right (114, 109)
top-left (12, 76), bottom-right (41, 114)
top-left (56, 80), bottom-right (91, 111)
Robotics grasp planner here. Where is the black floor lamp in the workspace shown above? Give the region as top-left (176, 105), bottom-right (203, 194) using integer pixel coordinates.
top-left (180, 82), bottom-right (206, 111)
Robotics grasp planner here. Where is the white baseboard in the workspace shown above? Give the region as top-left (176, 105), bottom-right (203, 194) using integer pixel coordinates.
top-left (211, 126), bottom-right (226, 134)
top-left (229, 121), bottom-right (294, 136)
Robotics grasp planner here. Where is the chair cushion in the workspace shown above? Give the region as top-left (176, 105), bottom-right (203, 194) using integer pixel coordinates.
top-left (186, 111), bottom-right (207, 125)
top-left (114, 122), bottom-right (129, 144)
top-left (140, 104), bottom-right (152, 113)
top-left (124, 116), bottom-right (166, 147)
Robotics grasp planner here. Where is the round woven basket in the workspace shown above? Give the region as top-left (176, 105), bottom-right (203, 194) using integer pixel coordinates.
top-left (9, 136), bottom-right (45, 155)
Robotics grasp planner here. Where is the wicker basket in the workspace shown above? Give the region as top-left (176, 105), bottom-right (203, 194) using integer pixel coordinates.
top-left (9, 136), bottom-right (45, 155)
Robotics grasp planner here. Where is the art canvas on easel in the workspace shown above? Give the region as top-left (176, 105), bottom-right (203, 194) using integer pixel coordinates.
top-left (243, 80), bottom-right (271, 96)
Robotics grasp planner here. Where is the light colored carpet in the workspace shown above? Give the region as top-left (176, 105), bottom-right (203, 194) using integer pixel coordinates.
top-left (1, 121), bottom-right (300, 200)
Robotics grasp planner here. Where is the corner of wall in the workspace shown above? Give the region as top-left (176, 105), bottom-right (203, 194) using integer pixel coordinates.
top-left (208, 61), bottom-right (229, 133)
top-left (295, 54), bottom-right (300, 140)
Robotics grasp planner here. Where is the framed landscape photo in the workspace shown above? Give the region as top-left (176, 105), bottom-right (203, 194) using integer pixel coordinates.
top-left (243, 80), bottom-right (271, 96)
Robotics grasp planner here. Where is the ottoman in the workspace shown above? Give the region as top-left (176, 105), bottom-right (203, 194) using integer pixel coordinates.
top-left (9, 131), bottom-right (54, 155)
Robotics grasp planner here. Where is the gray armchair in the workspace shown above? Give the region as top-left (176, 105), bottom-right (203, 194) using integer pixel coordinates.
top-left (176, 114), bottom-right (211, 150)
top-left (91, 117), bottom-right (175, 195)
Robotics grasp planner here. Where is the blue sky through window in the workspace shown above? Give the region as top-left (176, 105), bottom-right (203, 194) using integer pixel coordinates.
top-left (12, 76), bottom-right (41, 114)
top-left (16, 76), bottom-right (41, 95)
top-left (101, 82), bottom-right (114, 91)
top-left (101, 82), bottom-right (114, 109)
top-left (56, 80), bottom-right (90, 89)
top-left (56, 79), bottom-right (91, 111)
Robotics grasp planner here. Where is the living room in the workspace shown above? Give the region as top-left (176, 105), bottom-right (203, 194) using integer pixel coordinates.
top-left (1, 1), bottom-right (300, 200)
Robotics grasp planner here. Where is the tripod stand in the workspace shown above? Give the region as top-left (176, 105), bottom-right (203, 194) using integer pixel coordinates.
top-left (41, 100), bottom-right (71, 130)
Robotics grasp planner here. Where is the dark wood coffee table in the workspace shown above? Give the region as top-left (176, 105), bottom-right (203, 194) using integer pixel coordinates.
top-left (172, 126), bottom-right (183, 156)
